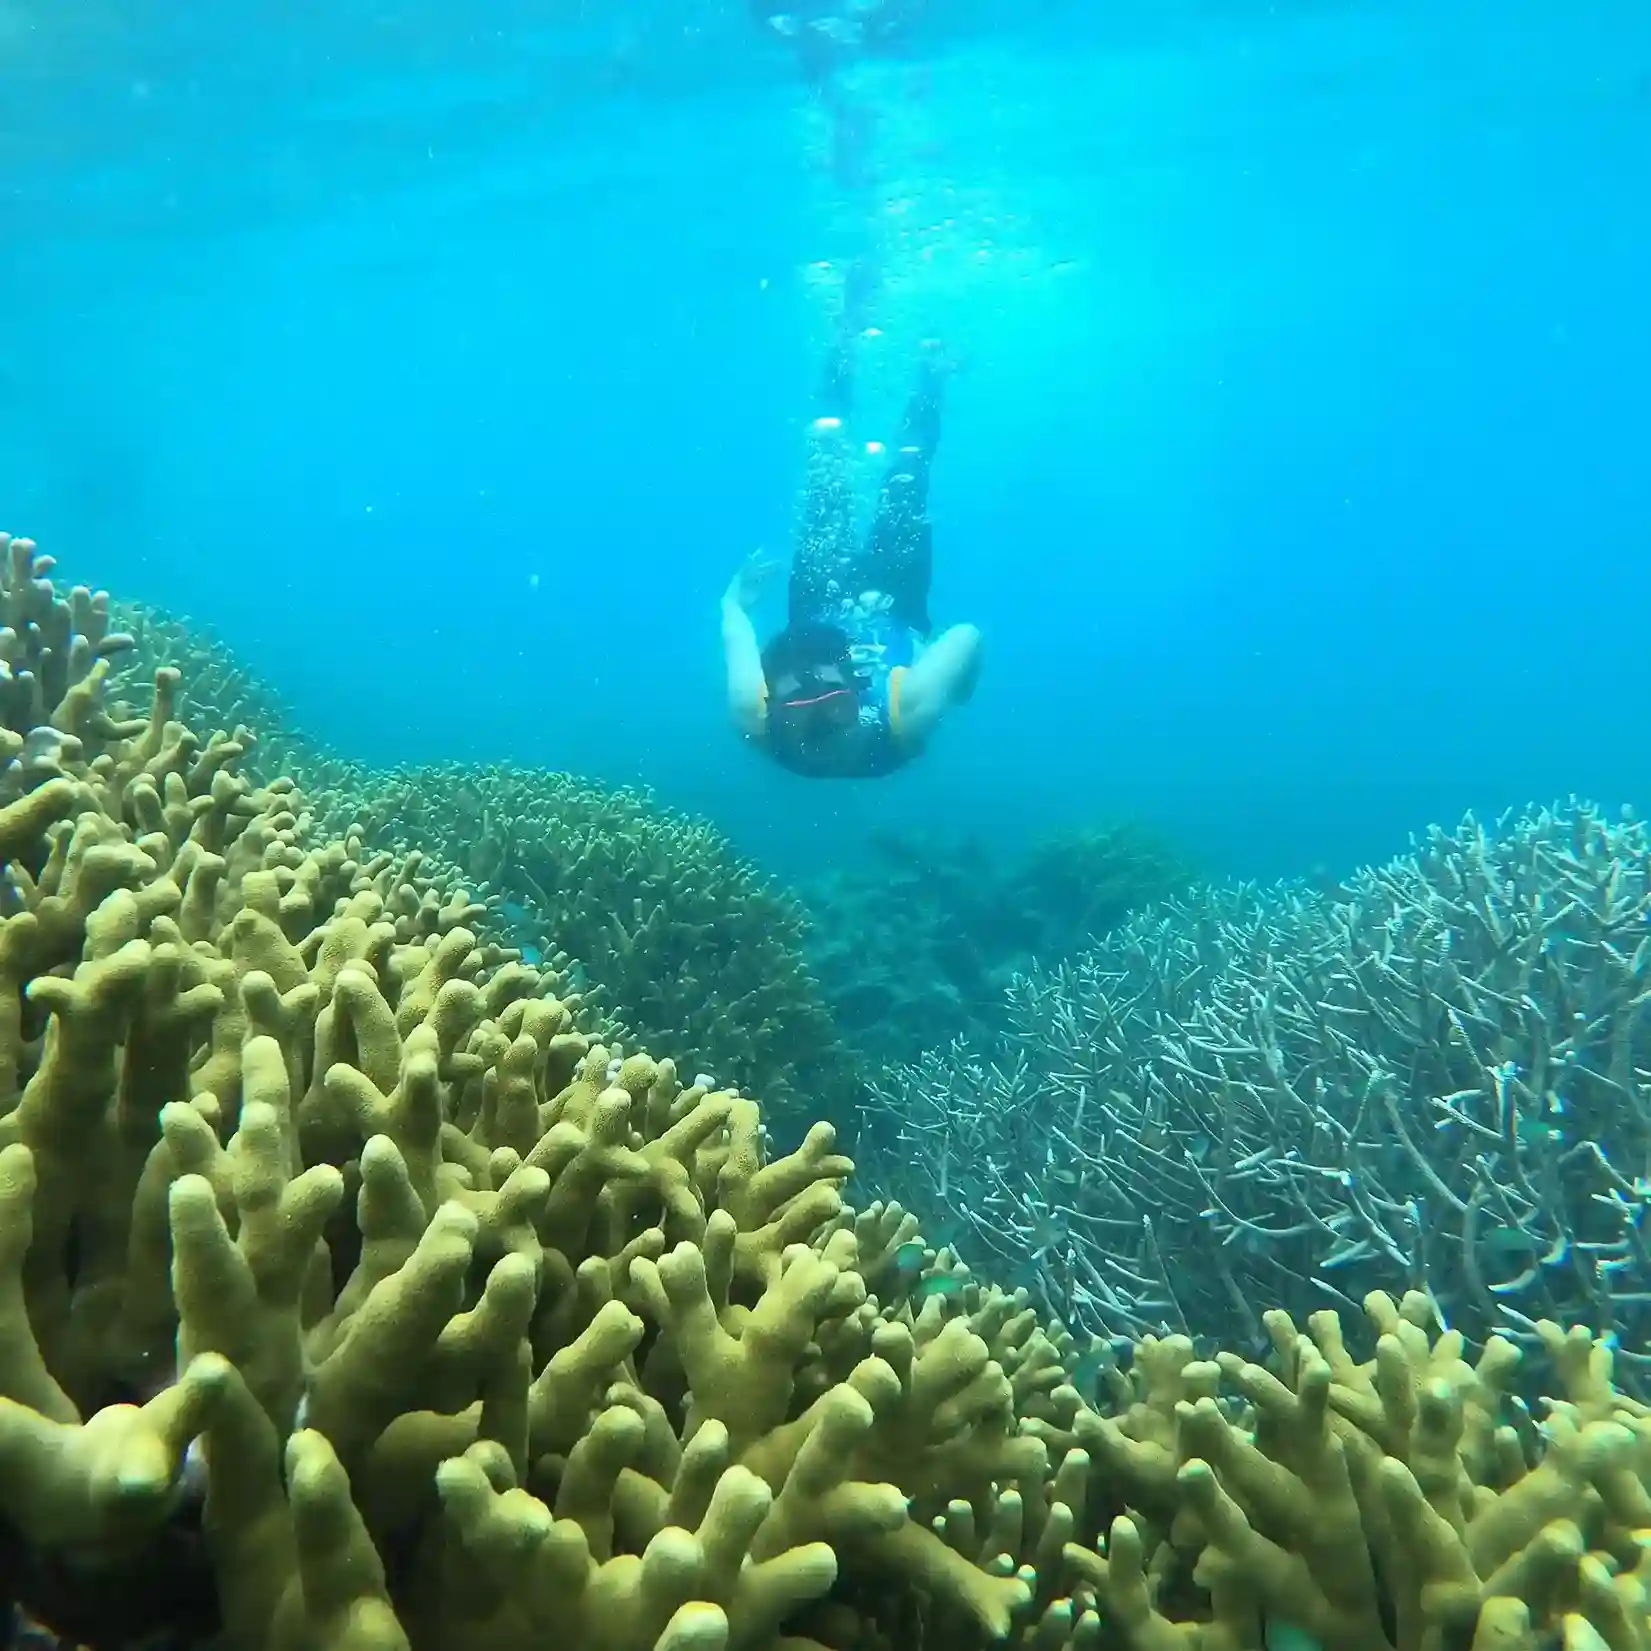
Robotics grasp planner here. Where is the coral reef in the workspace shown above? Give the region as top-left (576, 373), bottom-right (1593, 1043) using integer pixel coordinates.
top-left (108, 595), bottom-right (860, 1139)
top-left (6, 530), bottom-right (1651, 1651)
top-left (2, 533), bottom-right (137, 801)
top-left (1058, 1288), bottom-right (1651, 1651)
top-left (326, 764), bottom-right (858, 1134)
top-left (862, 810), bottom-right (1651, 1387)
top-left (108, 596), bottom-right (326, 789)
top-left (115, 597), bottom-right (1188, 1099)
top-left (800, 824), bottom-right (1195, 1066)
top-left (0, 533), bottom-right (1038, 1651)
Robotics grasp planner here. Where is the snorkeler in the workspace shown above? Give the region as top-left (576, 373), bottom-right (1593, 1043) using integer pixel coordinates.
top-left (719, 317), bottom-right (982, 780)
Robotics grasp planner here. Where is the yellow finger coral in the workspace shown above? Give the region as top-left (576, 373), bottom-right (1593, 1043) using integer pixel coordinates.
top-left (1064, 1293), bottom-right (1651, 1651)
top-left (0, 535), bottom-right (1059, 1651)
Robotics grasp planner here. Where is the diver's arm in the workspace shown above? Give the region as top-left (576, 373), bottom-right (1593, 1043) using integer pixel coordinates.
top-left (721, 584), bottom-right (769, 738)
top-left (893, 623), bottom-right (982, 744)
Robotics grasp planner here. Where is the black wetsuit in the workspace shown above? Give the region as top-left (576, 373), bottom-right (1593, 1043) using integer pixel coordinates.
top-left (765, 352), bottom-right (944, 779)
top-left (791, 342), bottom-right (939, 633)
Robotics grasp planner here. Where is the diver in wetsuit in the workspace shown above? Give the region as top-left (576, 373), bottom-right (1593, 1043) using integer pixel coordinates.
top-left (719, 324), bottom-right (982, 780)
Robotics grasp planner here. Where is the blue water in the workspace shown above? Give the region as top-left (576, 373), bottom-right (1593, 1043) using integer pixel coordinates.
top-left (3, 0), bottom-right (1648, 886)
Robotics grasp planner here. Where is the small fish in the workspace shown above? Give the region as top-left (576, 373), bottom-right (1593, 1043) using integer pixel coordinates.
top-left (912, 1273), bottom-right (968, 1303)
top-left (1266, 1620), bottom-right (1322, 1651)
top-left (893, 1240), bottom-right (928, 1274)
top-left (1069, 1343), bottom-right (1113, 1400)
top-left (1481, 1225), bottom-right (1539, 1258)
top-left (1007, 1256), bottom-right (1045, 1292)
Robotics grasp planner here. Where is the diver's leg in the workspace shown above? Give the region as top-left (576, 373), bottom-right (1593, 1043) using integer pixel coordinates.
top-left (787, 261), bottom-right (879, 626)
top-left (788, 409), bottom-right (856, 626)
top-left (860, 344), bottom-right (947, 633)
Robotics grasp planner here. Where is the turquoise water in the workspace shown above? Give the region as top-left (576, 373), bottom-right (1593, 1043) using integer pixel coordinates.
top-left (3, 0), bottom-right (1648, 883)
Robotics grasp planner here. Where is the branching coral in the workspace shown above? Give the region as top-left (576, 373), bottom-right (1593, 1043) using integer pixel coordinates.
top-left (863, 810), bottom-right (1651, 1383)
top-left (855, 884), bottom-right (1289, 1343)
top-left (103, 599), bottom-right (859, 1138)
top-left (800, 823), bottom-right (1195, 1067)
top-left (107, 594), bottom-right (325, 788)
top-left (1, 531), bottom-right (138, 800)
top-left (0, 532), bottom-right (1038, 1651)
top-left (1060, 1291), bottom-right (1651, 1651)
top-left (13, 531), bottom-right (1651, 1651)
top-left (326, 764), bottom-right (858, 1133)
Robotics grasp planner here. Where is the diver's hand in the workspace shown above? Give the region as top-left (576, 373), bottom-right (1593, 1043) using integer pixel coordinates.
top-left (724, 549), bottom-right (780, 610)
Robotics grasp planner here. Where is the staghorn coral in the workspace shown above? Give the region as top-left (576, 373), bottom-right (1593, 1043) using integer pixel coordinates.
top-left (854, 883), bottom-right (1289, 1344)
top-left (863, 808), bottom-right (1651, 1385)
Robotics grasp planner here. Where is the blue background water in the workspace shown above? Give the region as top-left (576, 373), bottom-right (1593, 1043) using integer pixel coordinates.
top-left (3, 0), bottom-right (1648, 886)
